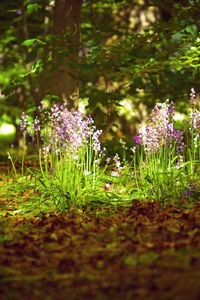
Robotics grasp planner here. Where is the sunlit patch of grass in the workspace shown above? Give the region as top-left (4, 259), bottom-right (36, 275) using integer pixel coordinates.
top-left (0, 175), bottom-right (42, 217)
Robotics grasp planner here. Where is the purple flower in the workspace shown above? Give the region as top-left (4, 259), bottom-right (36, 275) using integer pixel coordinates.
top-left (43, 105), bottom-right (102, 158)
top-left (190, 110), bottom-right (200, 130)
top-left (20, 104), bottom-right (102, 160)
top-left (17, 9), bottom-right (22, 16)
top-left (32, 116), bottom-right (40, 132)
top-left (189, 108), bottom-right (200, 149)
top-left (20, 112), bottom-right (29, 137)
top-left (172, 128), bottom-right (185, 153)
top-left (189, 181), bottom-right (196, 191)
top-left (189, 88), bottom-right (196, 105)
top-left (181, 189), bottom-right (193, 197)
top-left (137, 100), bottom-right (185, 154)
top-left (133, 134), bottom-right (142, 144)
top-left (92, 129), bottom-right (102, 152)
top-left (181, 181), bottom-right (196, 197)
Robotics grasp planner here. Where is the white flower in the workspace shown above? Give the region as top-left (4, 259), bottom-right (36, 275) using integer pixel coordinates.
top-left (104, 182), bottom-right (111, 191)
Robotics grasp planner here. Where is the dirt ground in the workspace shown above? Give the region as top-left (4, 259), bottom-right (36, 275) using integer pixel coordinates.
top-left (0, 199), bottom-right (200, 300)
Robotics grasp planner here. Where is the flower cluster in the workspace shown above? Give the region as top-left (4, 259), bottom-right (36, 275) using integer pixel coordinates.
top-left (20, 104), bottom-right (102, 159)
top-left (193, 111), bottom-right (200, 130)
top-left (182, 181), bottom-right (197, 197)
top-left (50, 105), bottom-right (102, 158)
top-left (32, 116), bottom-right (41, 132)
top-left (189, 88), bottom-right (200, 148)
top-left (20, 112), bottom-right (29, 136)
top-left (111, 153), bottom-right (123, 176)
top-left (190, 109), bottom-right (200, 131)
top-left (189, 88), bottom-right (196, 106)
top-left (134, 100), bottom-right (184, 154)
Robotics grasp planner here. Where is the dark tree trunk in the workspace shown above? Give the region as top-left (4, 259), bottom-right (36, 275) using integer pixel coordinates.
top-left (51, 0), bottom-right (82, 107)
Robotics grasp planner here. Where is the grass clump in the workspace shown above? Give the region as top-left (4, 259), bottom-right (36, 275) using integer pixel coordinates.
top-left (131, 91), bottom-right (200, 202)
top-left (18, 103), bottom-right (107, 210)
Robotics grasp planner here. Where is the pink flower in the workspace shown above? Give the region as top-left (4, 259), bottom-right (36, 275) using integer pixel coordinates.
top-left (137, 100), bottom-right (184, 154)
top-left (104, 182), bottom-right (111, 191)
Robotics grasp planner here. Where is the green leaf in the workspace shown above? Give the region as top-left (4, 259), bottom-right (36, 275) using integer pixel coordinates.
top-left (21, 39), bottom-right (46, 47)
top-left (26, 4), bottom-right (41, 14)
top-left (27, 107), bottom-right (37, 113)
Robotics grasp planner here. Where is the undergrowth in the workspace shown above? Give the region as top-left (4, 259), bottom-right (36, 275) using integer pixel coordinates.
top-left (4, 89), bottom-right (200, 212)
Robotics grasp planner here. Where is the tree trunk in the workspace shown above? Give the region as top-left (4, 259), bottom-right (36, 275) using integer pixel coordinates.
top-left (50, 0), bottom-right (82, 107)
top-left (38, 0), bottom-right (82, 107)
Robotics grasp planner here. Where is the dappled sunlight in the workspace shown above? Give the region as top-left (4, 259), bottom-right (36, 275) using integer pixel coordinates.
top-left (0, 123), bottom-right (16, 136)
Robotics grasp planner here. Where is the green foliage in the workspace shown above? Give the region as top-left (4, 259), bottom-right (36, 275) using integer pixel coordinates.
top-left (26, 3), bottom-right (41, 15)
top-left (0, 0), bottom-right (200, 139)
top-left (79, 0), bottom-right (200, 136)
top-left (21, 38), bottom-right (46, 47)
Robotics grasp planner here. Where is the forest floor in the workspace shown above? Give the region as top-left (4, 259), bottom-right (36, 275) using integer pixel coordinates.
top-left (0, 164), bottom-right (200, 300)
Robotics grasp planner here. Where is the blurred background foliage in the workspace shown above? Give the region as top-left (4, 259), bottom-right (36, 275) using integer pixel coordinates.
top-left (0, 0), bottom-right (200, 150)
